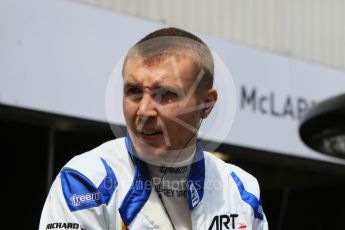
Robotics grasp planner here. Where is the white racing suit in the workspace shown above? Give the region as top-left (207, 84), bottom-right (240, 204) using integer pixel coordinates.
top-left (40, 136), bottom-right (269, 230)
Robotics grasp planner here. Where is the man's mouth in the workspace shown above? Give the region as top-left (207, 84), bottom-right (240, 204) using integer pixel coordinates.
top-left (141, 130), bottom-right (162, 135)
top-left (137, 129), bottom-right (163, 140)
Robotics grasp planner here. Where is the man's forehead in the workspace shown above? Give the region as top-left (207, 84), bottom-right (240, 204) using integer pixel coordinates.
top-left (124, 72), bottom-right (167, 84)
top-left (123, 56), bottom-right (197, 86)
top-left (124, 54), bottom-right (197, 73)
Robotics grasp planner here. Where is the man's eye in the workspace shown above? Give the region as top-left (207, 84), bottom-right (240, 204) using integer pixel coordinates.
top-left (127, 88), bottom-right (141, 94)
top-left (161, 90), bottom-right (174, 96)
top-left (164, 91), bottom-right (177, 98)
top-left (157, 89), bottom-right (177, 100)
top-left (126, 88), bottom-right (143, 99)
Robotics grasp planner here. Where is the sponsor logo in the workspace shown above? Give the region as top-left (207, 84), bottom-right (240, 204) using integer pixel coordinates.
top-left (159, 166), bottom-right (188, 174)
top-left (241, 85), bottom-right (315, 120)
top-left (208, 214), bottom-right (241, 230)
top-left (237, 223), bottom-right (247, 229)
top-left (46, 222), bottom-right (85, 229)
top-left (71, 192), bottom-right (100, 206)
top-left (190, 183), bottom-right (199, 207)
top-left (257, 205), bottom-right (264, 217)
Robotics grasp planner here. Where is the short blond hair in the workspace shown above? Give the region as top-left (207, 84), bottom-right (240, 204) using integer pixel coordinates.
top-left (123, 27), bottom-right (214, 91)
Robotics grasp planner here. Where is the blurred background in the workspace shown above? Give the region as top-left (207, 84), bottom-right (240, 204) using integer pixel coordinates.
top-left (1, 0), bottom-right (345, 229)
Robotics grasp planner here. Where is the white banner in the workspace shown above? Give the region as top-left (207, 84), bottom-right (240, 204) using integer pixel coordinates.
top-left (1, 0), bottom-right (345, 165)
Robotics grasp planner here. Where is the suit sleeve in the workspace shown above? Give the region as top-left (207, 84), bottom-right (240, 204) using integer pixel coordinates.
top-left (250, 178), bottom-right (269, 230)
top-left (39, 173), bottom-right (109, 230)
top-left (230, 166), bottom-right (269, 230)
top-left (39, 158), bottom-right (118, 230)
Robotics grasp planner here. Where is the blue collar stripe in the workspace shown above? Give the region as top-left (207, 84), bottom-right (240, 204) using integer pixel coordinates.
top-left (98, 158), bottom-right (118, 205)
top-left (61, 158), bottom-right (117, 212)
top-left (120, 135), bottom-right (206, 225)
top-left (119, 136), bottom-right (151, 226)
top-left (187, 140), bottom-right (205, 210)
top-left (230, 172), bottom-right (264, 220)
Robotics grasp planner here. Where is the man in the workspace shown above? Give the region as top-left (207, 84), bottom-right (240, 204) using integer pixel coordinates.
top-left (39, 27), bottom-right (268, 230)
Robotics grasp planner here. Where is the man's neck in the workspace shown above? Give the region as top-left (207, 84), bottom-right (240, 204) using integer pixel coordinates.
top-left (139, 143), bottom-right (196, 167)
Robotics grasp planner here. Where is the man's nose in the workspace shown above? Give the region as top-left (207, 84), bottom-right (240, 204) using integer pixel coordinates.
top-left (137, 93), bottom-right (158, 118)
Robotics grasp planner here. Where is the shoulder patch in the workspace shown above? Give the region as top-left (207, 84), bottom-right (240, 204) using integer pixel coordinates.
top-left (230, 172), bottom-right (264, 220)
top-left (61, 158), bottom-right (118, 212)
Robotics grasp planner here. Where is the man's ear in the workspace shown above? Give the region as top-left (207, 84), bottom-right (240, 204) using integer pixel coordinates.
top-left (202, 89), bottom-right (217, 118)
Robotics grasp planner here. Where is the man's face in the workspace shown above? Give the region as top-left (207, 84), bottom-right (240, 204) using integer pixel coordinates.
top-left (123, 55), bottom-right (205, 161)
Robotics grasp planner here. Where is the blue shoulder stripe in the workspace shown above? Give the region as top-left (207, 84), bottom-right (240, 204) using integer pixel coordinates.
top-left (61, 158), bottom-right (118, 212)
top-left (230, 172), bottom-right (264, 220)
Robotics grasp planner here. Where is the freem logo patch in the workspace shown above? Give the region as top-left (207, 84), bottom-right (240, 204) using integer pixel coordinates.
top-left (71, 192), bottom-right (101, 206)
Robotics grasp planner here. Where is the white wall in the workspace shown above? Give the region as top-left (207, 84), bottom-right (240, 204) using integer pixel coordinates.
top-left (73, 0), bottom-right (345, 71)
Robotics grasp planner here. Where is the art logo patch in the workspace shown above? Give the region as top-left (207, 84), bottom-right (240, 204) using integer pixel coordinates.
top-left (208, 214), bottom-right (247, 230)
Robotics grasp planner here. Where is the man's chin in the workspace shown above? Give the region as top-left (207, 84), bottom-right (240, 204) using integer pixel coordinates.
top-left (134, 143), bottom-right (175, 163)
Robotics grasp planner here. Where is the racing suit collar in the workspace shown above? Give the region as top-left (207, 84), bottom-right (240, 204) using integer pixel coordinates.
top-left (119, 134), bottom-right (205, 226)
